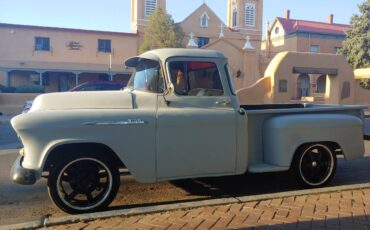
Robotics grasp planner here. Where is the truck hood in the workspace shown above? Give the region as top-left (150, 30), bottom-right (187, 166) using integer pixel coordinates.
top-left (30, 91), bottom-right (133, 112)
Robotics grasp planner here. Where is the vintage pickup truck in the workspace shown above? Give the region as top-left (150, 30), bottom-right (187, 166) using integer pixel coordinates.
top-left (11, 49), bottom-right (366, 214)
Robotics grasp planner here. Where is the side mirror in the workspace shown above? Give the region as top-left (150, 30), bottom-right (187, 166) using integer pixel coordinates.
top-left (236, 69), bottom-right (242, 78)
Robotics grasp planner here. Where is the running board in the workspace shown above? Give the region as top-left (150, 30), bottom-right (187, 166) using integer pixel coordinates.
top-left (248, 163), bottom-right (289, 173)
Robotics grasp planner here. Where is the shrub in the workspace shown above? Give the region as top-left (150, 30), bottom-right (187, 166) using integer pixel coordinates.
top-left (15, 85), bottom-right (45, 93)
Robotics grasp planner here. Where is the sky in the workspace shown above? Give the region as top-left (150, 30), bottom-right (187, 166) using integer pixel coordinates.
top-left (0, 0), bottom-right (365, 34)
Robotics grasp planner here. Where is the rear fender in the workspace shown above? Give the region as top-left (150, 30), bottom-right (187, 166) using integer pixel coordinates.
top-left (263, 114), bottom-right (364, 167)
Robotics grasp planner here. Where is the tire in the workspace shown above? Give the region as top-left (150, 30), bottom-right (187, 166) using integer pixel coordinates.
top-left (47, 153), bottom-right (120, 214)
top-left (292, 143), bottom-right (337, 188)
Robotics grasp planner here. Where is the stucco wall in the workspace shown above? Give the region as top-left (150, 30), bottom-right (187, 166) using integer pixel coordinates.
top-left (236, 76), bottom-right (271, 104)
top-left (265, 52), bottom-right (355, 104)
top-left (237, 52), bottom-right (357, 105)
top-left (0, 25), bottom-right (139, 67)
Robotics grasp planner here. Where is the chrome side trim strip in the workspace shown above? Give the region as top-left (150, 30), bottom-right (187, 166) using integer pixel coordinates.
top-left (83, 119), bottom-right (146, 126)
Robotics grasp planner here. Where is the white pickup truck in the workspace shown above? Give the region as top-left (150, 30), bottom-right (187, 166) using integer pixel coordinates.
top-left (11, 49), bottom-right (366, 214)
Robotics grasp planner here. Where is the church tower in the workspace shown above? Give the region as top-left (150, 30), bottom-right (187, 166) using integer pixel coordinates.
top-left (227, 0), bottom-right (263, 34)
top-left (130, 0), bottom-right (166, 33)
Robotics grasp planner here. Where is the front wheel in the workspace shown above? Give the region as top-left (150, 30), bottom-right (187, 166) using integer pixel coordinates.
top-left (47, 154), bottom-right (120, 214)
top-left (293, 143), bottom-right (337, 188)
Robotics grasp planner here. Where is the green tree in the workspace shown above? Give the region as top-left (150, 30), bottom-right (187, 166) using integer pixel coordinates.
top-left (338, 1), bottom-right (370, 89)
top-left (140, 8), bottom-right (184, 54)
top-left (338, 1), bottom-right (369, 69)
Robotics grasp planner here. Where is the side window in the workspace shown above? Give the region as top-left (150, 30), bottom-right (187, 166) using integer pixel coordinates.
top-left (169, 61), bottom-right (224, 96)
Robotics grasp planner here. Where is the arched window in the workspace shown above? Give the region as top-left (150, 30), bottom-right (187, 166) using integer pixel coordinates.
top-left (316, 75), bottom-right (327, 93)
top-left (232, 5), bottom-right (237, 27)
top-left (245, 3), bottom-right (256, 27)
top-left (200, 12), bottom-right (209, 28)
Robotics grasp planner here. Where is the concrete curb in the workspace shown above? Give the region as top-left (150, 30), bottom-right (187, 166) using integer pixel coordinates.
top-left (3, 182), bottom-right (370, 230)
top-left (0, 220), bottom-right (42, 230)
top-left (0, 149), bottom-right (19, 156)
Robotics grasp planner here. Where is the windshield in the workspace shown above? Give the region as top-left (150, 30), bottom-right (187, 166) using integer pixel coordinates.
top-left (127, 59), bottom-right (164, 93)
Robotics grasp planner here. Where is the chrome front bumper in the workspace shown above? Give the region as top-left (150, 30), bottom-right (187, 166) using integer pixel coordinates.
top-left (10, 156), bottom-right (37, 185)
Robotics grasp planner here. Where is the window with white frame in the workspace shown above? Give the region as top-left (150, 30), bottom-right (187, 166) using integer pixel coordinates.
top-left (245, 3), bottom-right (256, 27)
top-left (145, 0), bottom-right (157, 17)
top-left (200, 12), bottom-right (209, 28)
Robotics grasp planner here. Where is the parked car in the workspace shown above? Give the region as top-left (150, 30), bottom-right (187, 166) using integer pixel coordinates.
top-left (11, 49), bottom-right (367, 214)
top-left (21, 81), bottom-right (125, 113)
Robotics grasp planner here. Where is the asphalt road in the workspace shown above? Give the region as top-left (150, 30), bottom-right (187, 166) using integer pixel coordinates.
top-left (1, 144), bottom-right (370, 226)
top-left (0, 124), bottom-right (20, 150)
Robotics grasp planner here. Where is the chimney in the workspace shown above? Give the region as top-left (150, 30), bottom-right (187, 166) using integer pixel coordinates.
top-left (328, 14), bottom-right (334, 24)
top-left (285, 9), bottom-right (290, 20)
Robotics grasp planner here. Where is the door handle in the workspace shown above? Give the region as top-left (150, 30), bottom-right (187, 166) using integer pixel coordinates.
top-left (215, 99), bottom-right (231, 106)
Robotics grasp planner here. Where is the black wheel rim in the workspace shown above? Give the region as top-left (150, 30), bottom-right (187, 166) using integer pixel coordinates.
top-left (57, 158), bottom-right (113, 211)
top-left (299, 144), bottom-right (334, 186)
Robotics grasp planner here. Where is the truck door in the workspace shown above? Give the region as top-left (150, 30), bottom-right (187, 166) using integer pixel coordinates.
top-left (156, 59), bottom-right (237, 180)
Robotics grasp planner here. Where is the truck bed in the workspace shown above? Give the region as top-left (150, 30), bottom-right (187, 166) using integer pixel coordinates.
top-left (241, 103), bottom-right (367, 115)
top-left (240, 103), bottom-right (367, 173)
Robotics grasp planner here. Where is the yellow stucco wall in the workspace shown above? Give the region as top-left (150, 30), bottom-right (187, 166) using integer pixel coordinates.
top-left (237, 52), bottom-right (357, 105)
top-left (236, 76), bottom-right (271, 104)
top-left (0, 25), bottom-right (139, 68)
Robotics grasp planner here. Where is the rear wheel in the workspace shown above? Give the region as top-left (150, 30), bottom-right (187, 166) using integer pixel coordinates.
top-left (293, 143), bottom-right (336, 188)
top-left (47, 153), bottom-right (120, 214)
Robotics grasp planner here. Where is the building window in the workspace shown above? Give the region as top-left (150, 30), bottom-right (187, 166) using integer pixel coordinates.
top-left (274, 26), bottom-right (280, 34)
top-left (145, 0), bottom-right (157, 17)
top-left (245, 3), bottom-right (256, 27)
top-left (197, 37), bottom-right (209, 48)
top-left (35, 37), bottom-right (50, 51)
top-left (232, 6), bottom-right (237, 27)
top-left (98, 39), bottom-right (111, 53)
top-left (279, 80), bottom-right (287, 93)
top-left (334, 47), bottom-right (341, 54)
top-left (200, 12), bottom-right (209, 28)
top-left (310, 45), bottom-right (319, 53)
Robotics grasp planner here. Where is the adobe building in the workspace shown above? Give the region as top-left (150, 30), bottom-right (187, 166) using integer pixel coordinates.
top-left (0, 24), bottom-right (137, 92)
top-left (0, 0), bottom-right (263, 94)
top-left (260, 10), bottom-right (351, 101)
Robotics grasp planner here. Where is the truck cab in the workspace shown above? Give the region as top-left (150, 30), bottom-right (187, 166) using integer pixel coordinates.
top-left (125, 49), bottom-right (242, 180)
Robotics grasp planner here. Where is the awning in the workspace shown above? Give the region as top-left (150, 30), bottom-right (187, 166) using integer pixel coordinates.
top-left (293, 67), bottom-right (338, 75)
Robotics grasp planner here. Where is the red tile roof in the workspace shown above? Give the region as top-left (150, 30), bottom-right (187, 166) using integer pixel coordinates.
top-left (276, 17), bottom-right (351, 36)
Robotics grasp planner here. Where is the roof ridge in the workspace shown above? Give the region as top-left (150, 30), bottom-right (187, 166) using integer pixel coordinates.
top-left (277, 17), bottom-right (350, 27)
top-left (0, 22), bottom-right (138, 35)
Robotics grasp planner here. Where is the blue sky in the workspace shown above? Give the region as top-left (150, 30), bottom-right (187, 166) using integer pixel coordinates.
top-left (0, 0), bottom-right (364, 33)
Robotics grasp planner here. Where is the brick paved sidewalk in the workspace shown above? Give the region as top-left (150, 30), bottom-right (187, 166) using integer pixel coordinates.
top-left (44, 188), bottom-right (370, 230)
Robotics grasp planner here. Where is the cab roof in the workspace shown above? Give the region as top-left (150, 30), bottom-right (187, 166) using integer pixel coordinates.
top-left (125, 48), bottom-right (226, 68)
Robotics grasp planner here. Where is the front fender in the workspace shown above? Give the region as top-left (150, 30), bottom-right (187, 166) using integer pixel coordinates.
top-left (263, 114), bottom-right (364, 167)
top-left (11, 109), bottom-right (157, 183)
